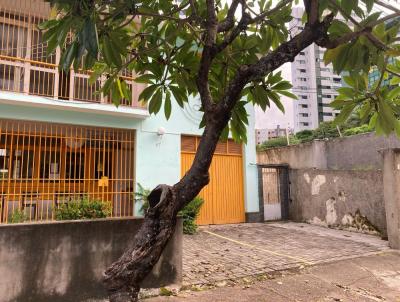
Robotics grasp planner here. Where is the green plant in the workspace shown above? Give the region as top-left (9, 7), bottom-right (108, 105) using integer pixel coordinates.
top-left (180, 197), bottom-right (204, 235)
top-left (9, 208), bottom-right (28, 224)
top-left (134, 183), bottom-right (151, 214)
top-left (295, 130), bottom-right (314, 143)
top-left (54, 196), bottom-right (112, 221)
top-left (258, 136), bottom-right (299, 150)
top-left (159, 287), bottom-right (174, 296)
top-left (343, 124), bottom-right (372, 136)
top-left (311, 122), bottom-right (343, 139)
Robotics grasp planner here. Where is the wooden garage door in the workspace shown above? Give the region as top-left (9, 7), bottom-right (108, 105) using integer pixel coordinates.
top-left (181, 136), bottom-right (245, 225)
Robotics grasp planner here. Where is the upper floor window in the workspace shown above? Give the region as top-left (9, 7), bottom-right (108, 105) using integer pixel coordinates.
top-left (0, 8), bottom-right (142, 109)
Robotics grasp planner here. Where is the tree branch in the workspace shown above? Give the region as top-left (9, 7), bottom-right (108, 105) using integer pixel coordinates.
top-left (326, 0), bottom-right (389, 51)
top-left (196, 0), bottom-right (218, 113)
top-left (218, 0), bottom-right (242, 32)
top-left (304, 0), bottom-right (319, 25)
top-left (251, 0), bottom-right (294, 24)
top-left (219, 14), bottom-right (335, 114)
top-left (375, 0), bottom-right (400, 13)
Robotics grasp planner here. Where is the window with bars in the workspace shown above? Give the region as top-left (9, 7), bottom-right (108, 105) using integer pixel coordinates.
top-left (0, 119), bottom-right (136, 223)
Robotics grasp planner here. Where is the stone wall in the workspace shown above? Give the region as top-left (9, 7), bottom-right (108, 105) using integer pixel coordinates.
top-left (289, 169), bottom-right (386, 237)
top-left (258, 132), bottom-right (400, 170)
top-left (0, 218), bottom-right (182, 302)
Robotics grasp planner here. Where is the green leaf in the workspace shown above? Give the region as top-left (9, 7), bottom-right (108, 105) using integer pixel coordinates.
top-left (277, 90), bottom-right (298, 99)
top-left (387, 87), bottom-right (400, 100)
top-left (135, 74), bottom-right (156, 84)
top-left (220, 125), bottom-right (230, 141)
top-left (164, 90), bottom-right (172, 120)
top-left (267, 91), bottom-right (285, 113)
top-left (169, 85), bottom-right (187, 108)
top-left (334, 103), bottom-right (356, 125)
top-left (116, 78), bottom-right (124, 99)
top-left (121, 80), bottom-right (132, 103)
top-left (361, 0), bottom-right (374, 12)
top-left (329, 20), bottom-right (352, 38)
top-left (82, 18), bottom-right (99, 57)
top-left (139, 84), bottom-right (159, 102)
top-left (103, 36), bottom-right (122, 67)
top-left (272, 81), bottom-right (292, 91)
top-left (341, 0), bottom-right (358, 16)
top-left (148, 89), bottom-right (162, 114)
top-left (337, 87), bottom-right (355, 98)
top-left (60, 42), bottom-right (78, 71)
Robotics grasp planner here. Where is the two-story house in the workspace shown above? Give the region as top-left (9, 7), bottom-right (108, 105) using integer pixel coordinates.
top-left (0, 0), bottom-right (260, 225)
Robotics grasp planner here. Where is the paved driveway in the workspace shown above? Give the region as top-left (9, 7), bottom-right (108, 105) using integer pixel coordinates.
top-left (183, 222), bottom-right (389, 286)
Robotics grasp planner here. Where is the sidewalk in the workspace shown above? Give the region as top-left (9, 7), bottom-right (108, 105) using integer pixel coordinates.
top-left (146, 251), bottom-right (400, 302)
top-left (182, 222), bottom-right (389, 286)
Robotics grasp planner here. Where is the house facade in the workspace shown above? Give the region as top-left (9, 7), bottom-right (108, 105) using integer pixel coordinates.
top-left (0, 0), bottom-right (259, 225)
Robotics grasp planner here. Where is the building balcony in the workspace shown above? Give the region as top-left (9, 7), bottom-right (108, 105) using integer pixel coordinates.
top-left (0, 0), bottom-right (148, 118)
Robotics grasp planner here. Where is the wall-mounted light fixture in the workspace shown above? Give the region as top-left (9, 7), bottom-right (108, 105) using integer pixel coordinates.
top-left (157, 127), bottom-right (166, 136)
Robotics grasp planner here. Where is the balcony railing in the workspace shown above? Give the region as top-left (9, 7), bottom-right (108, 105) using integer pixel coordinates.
top-left (0, 2), bottom-right (145, 109)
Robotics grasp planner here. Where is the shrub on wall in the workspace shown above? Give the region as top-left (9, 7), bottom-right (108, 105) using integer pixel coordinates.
top-left (259, 121), bottom-right (372, 150)
top-left (9, 209), bottom-right (28, 224)
top-left (343, 124), bottom-right (372, 136)
top-left (295, 130), bottom-right (314, 143)
top-left (54, 196), bottom-right (112, 221)
top-left (258, 136), bottom-right (299, 149)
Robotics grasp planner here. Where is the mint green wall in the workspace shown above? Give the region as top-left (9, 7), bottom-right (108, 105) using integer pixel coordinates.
top-left (0, 92), bottom-right (259, 217)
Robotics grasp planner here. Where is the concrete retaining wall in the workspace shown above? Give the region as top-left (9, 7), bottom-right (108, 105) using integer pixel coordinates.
top-left (0, 218), bottom-right (182, 302)
top-left (289, 169), bottom-right (386, 236)
top-left (258, 133), bottom-right (400, 170)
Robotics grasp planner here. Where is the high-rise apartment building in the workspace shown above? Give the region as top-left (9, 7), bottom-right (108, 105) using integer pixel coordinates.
top-left (290, 7), bottom-right (342, 132)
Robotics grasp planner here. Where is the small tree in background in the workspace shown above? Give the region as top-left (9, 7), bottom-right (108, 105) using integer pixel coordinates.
top-left (41, 0), bottom-right (400, 300)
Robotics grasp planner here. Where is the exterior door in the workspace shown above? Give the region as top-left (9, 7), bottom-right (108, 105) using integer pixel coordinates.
top-left (181, 136), bottom-right (245, 225)
top-left (258, 165), bottom-right (290, 221)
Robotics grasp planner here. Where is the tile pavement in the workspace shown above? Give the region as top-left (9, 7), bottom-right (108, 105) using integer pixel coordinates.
top-left (182, 222), bottom-right (389, 286)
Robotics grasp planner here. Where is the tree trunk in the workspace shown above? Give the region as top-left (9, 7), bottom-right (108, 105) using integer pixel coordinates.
top-left (103, 115), bottom-right (229, 301)
top-left (103, 185), bottom-right (178, 301)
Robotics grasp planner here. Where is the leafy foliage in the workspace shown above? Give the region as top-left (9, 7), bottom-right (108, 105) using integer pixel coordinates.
top-left (54, 196), bottom-right (112, 220)
top-left (180, 196), bottom-right (204, 235)
top-left (343, 124), bottom-right (373, 136)
top-left (257, 136), bottom-right (299, 150)
top-left (134, 183), bottom-right (152, 213)
top-left (258, 121), bottom-right (372, 150)
top-left (294, 130), bottom-right (314, 143)
top-left (9, 209), bottom-right (28, 224)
